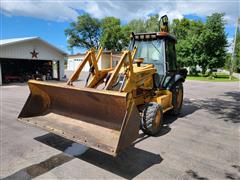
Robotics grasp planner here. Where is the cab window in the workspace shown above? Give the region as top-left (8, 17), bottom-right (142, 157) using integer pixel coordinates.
top-left (134, 39), bottom-right (165, 75)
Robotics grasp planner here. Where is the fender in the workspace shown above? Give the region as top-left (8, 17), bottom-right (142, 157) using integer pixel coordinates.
top-left (164, 69), bottom-right (188, 90)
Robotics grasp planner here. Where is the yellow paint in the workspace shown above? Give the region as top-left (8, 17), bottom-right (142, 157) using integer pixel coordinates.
top-left (65, 48), bottom-right (173, 113)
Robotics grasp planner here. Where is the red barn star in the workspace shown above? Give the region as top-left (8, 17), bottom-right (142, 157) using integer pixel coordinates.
top-left (30, 49), bottom-right (39, 58)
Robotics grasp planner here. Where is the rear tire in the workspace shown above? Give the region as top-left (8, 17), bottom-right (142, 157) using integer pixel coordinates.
top-left (170, 81), bottom-right (183, 115)
top-left (141, 102), bottom-right (163, 136)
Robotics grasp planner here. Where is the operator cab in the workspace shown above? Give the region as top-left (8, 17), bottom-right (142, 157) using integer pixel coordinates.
top-left (130, 32), bottom-right (177, 74)
top-left (129, 15), bottom-right (187, 89)
top-left (130, 32), bottom-right (178, 88)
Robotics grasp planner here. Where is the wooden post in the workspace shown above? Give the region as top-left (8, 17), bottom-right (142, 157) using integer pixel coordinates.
top-left (230, 17), bottom-right (239, 79)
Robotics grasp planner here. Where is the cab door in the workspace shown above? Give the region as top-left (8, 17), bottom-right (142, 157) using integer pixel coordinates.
top-left (165, 39), bottom-right (177, 72)
top-left (161, 39), bottom-right (178, 88)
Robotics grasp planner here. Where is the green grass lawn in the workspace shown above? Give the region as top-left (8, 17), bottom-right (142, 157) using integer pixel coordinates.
top-left (187, 72), bottom-right (239, 82)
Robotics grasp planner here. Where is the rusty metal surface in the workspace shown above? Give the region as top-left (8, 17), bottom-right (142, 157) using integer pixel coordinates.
top-left (18, 80), bottom-right (140, 156)
top-left (117, 100), bottom-right (141, 152)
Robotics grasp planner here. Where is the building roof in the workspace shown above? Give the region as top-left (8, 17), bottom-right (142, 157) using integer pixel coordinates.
top-left (67, 50), bottom-right (121, 58)
top-left (0, 37), bottom-right (67, 55)
top-left (67, 53), bottom-right (86, 58)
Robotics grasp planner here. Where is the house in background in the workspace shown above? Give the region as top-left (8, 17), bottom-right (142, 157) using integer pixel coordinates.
top-left (0, 37), bottom-right (67, 85)
top-left (67, 51), bottom-right (122, 72)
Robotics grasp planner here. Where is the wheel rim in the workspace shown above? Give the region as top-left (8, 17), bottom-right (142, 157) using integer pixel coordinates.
top-left (154, 110), bottom-right (161, 128)
top-left (176, 88), bottom-right (183, 109)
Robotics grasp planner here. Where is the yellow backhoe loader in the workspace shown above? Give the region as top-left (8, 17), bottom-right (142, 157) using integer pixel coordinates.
top-left (18, 15), bottom-right (187, 156)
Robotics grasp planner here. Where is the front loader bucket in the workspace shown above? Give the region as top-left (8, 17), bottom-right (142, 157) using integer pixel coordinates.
top-left (18, 80), bottom-right (140, 156)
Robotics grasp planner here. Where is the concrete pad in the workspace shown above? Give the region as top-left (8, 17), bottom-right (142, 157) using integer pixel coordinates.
top-left (1, 80), bottom-right (240, 179)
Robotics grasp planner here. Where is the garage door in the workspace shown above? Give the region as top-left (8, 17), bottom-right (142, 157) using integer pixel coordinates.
top-left (1, 58), bottom-right (53, 84)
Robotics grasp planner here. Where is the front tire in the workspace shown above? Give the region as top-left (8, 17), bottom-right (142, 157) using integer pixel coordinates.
top-left (141, 102), bottom-right (163, 136)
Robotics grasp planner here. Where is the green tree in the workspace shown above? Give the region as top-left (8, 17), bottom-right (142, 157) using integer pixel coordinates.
top-left (65, 14), bottom-right (101, 49)
top-left (171, 18), bottom-right (204, 72)
top-left (121, 25), bottom-right (132, 49)
top-left (127, 19), bottom-right (146, 33)
top-left (199, 13), bottom-right (228, 74)
top-left (100, 17), bottom-right (130, 51)
top-left (127, 14), bottom-right (160, 33)
top-left (146, 14), bottom-right (160, 32)
top-left (171, 18), bottom-right (191, 68)
top-left (172, 13), bottom-right (227, 75)
top-left (171, 18), bottom-right (191, 39)
top-left (224, 53), bottom-right (232, 70)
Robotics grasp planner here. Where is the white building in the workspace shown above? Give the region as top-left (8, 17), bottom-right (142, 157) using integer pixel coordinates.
top-left (0, 37), bottom-right (66, 85)
top-left (67, 51), bottom-right (121, 72)
top-left (67, 53), bottom-right (89, 71)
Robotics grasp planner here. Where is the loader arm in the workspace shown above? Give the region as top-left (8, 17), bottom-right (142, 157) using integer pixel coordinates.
top-left (105, 51), bottom-right (134, 91)
top-left (67, 50), bottom-right (92, 85)
top-left (67, 48), bottom-right (113, 88)
top-left (87, 48), bottom-right (137, 89)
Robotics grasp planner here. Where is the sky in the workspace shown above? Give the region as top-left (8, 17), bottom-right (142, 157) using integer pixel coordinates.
top-left (1, 0), bottom-right (239, 54)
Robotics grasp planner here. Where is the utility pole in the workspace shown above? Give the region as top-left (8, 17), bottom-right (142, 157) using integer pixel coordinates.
top-left (230, 17), bottom-right (240, 79)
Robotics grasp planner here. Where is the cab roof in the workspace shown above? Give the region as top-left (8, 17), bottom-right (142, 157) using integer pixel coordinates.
top-left (131, 32), bottom-right (177, 42)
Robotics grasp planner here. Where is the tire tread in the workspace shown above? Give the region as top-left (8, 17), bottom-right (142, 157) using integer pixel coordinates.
top-left (141, 102), bottom-right (163, 135)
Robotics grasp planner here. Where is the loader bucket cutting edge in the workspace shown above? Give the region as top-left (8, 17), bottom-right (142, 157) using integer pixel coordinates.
top-left (18, 80), bottom-right (141, 156)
